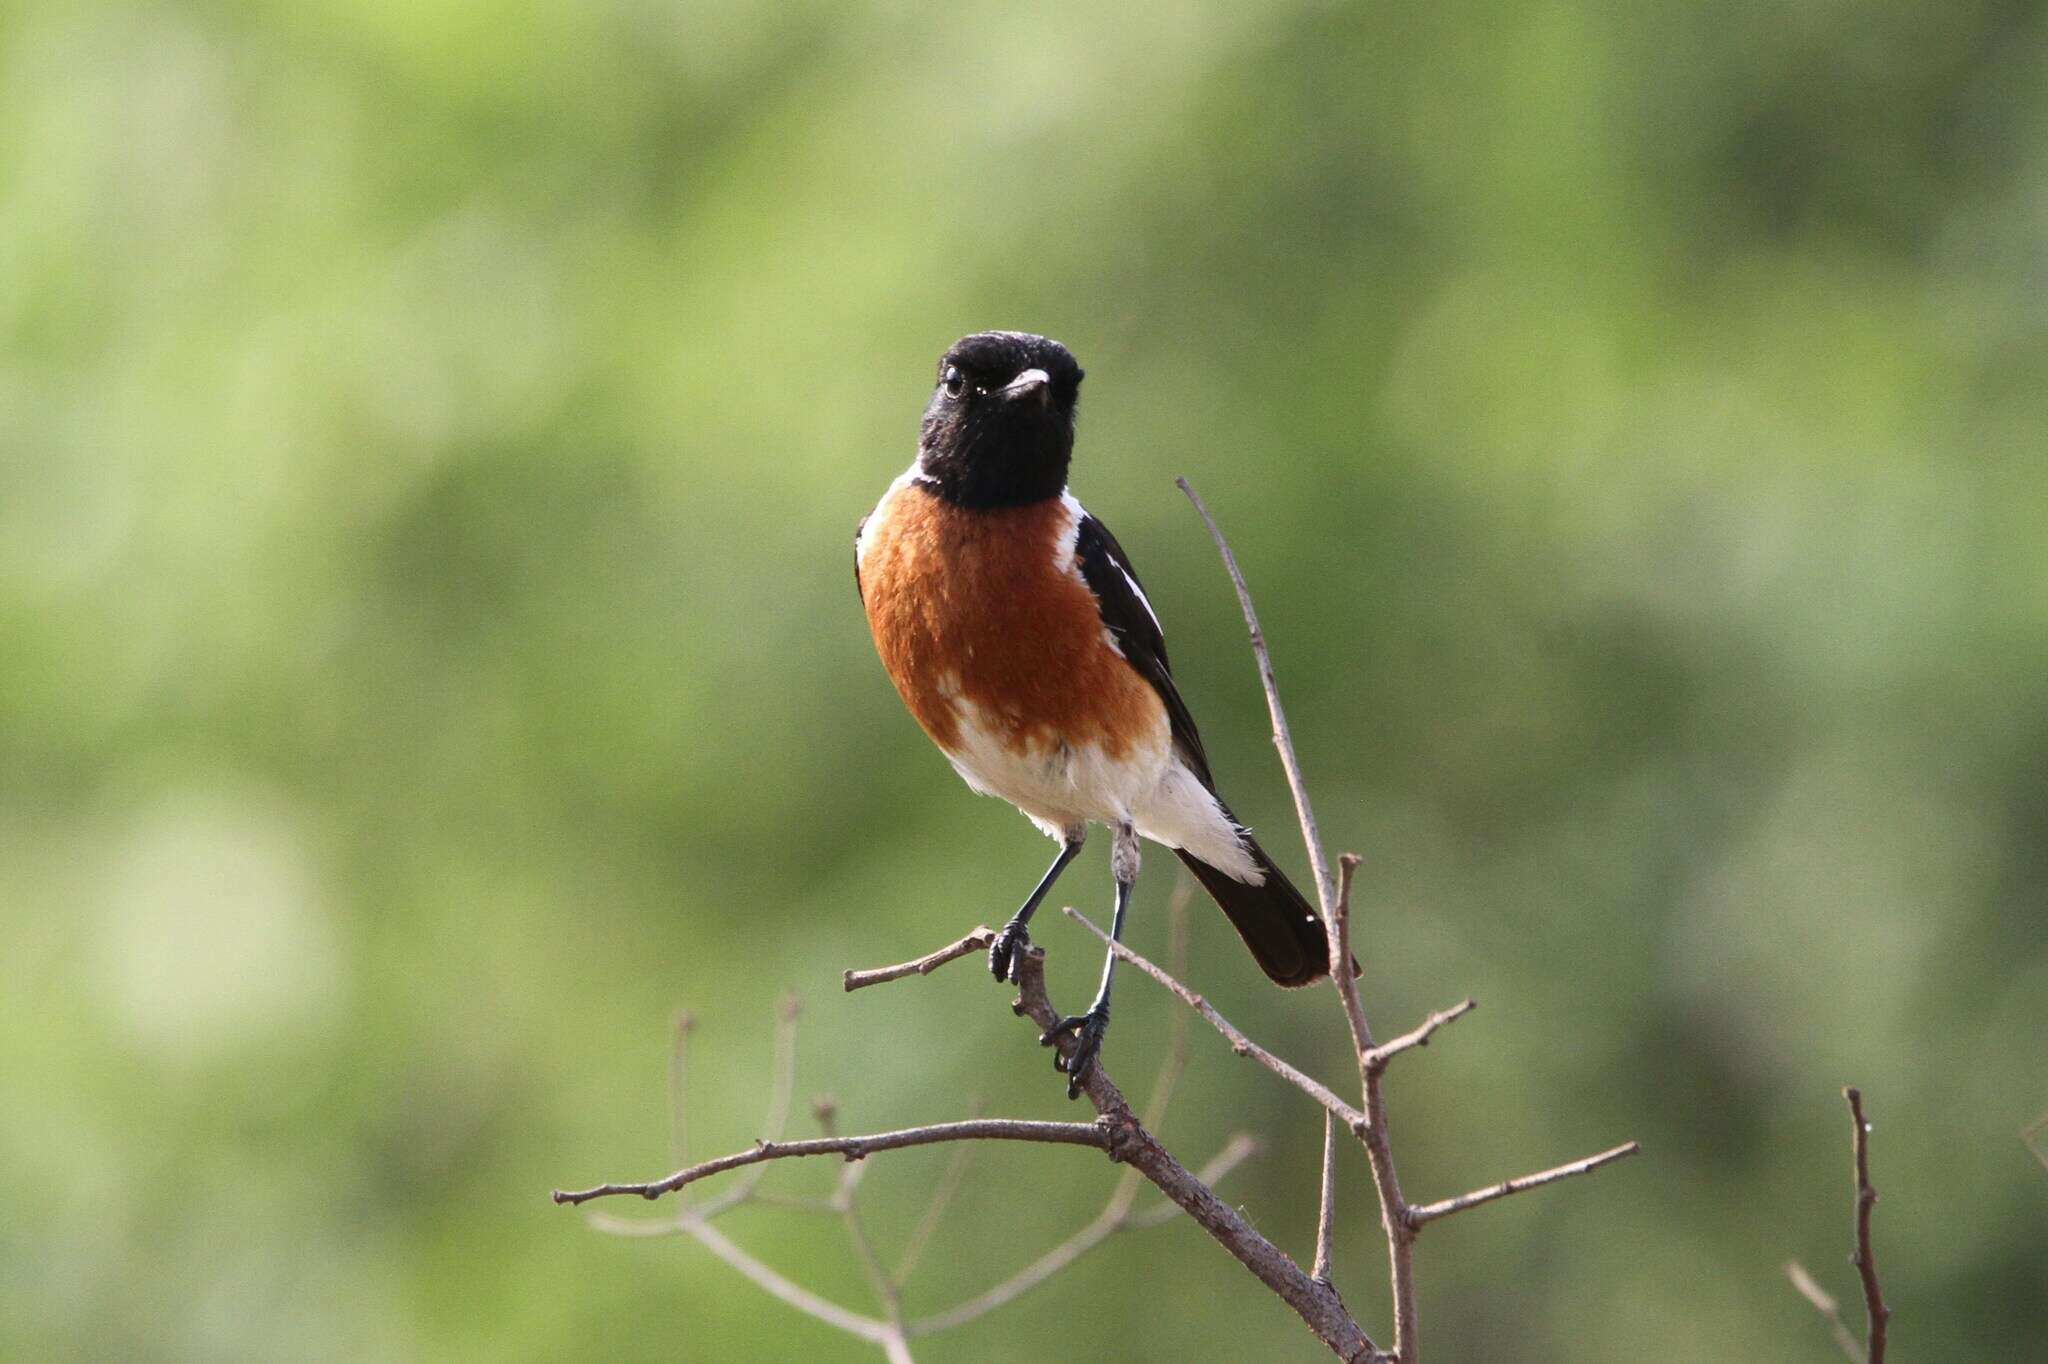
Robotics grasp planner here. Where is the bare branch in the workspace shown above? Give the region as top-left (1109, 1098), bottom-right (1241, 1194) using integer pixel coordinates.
top-left (1785, 1260), bottom-right (1865, 1363)
top-left (1127, 1133), bottom-right (1262, 1230)
top-left (1177, 477), bottom-right (1336, 913)
top-left (910, 1196), bottom-right (1126, 1335)
top-left (553, 1118), bottom-right (1110, 1207)
top-left (1845, 1087), bottom-right (1890, 1364)
top-left (1009, 947), bottom-right (1378, 1361)
top-left (842, 1191), bottom-right (904, 1342)
top-left (1181, 487), bottom-right (1421, 1359)
top-left (844, 928), bottom-right (995, 992)
top-left (1314, 1110), bottom-right (1339, 1284)
top-left (1062, 907), bottom-right (1368, 1135)
top-left (1409, 1143), bottom-right (1642, 1226)
top-left (1329, 855), bottom-right (1378, 1062)
top-left (1311, 852), bottom-right (1412, 1361)
top-left (1364, 999), bottom-right (1478, 1075)
top-left (588, 1207), bottom-right (894, 1345)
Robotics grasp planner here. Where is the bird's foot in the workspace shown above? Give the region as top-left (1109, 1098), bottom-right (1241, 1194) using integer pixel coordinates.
top-left (1039, 1004), bottom-right (1110, 1100)
top-left (989, 918), bottom-right (1031, 983)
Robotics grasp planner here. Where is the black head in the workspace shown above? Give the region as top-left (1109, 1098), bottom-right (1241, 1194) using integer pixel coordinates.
top-left (916, 331), bottom-right (1085, 508)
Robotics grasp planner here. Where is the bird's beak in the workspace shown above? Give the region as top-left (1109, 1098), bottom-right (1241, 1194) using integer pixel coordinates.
top-left (1001, 368), bottom-right (1051, 405)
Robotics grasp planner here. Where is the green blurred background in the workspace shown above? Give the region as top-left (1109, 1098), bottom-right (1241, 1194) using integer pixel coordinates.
top-left (5, 0), bottom-right (2046, 1359)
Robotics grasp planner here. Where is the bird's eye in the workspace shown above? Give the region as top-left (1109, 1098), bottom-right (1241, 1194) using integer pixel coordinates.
top-left (942, 366), bottom-right (966, 399)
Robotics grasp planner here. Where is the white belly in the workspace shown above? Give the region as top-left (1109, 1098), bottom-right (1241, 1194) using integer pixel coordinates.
top-left (942, 694), bottom-right (1171, 838)
top-left (942, 692), bottom-right (1262, 884)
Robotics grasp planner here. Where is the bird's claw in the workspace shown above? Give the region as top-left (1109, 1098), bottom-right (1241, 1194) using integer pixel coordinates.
top-left (989, 919), bottom-right (1031, 983)
top-left (1039, 1005), bottom-right (1110, 1100)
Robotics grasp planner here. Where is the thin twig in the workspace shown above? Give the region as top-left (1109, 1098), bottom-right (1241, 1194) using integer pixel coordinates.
top-left (1408, 1142), bottom-right (1642, 1226)
top-left (911, 890), bottom-right (1214, 1333)
top-left (1182, 483), bottom-right (1421, 1361)
top-left (695, 995), bottom-right (803, 1218)
top-left (1061, 907), bottom-right (1368, 1135)
top-left (913, 1130), bottom-right (1260, 1335)
top-left (1314, 1110), bottom-right (1339, 1284)
top-left (586, 1207), bottom-right (895, 1345)
top-left (1331, 856), bottom-right (1417, 1361)
top-left (1363, 999), bottom-right (1478, 1075)
top-left (910, 1195), bottom-right (1128, 1335)
top-left (1785, 1261), bottom-right (1865, 1363)
top-left (1176, 477), bottom-right (1337, 913)
top-left (1142, 880), bottom-right (1197, 1131)
top-left (842, 1191), bottom-right (905, 1344)
top-left (553, 1118), bottom-right (1110, 1206)
top-left (1845, 1087), bottom-right (1889, 1364)
top-left (1329, 855), bottom-right (1379, 1068)
top-left (892, 1100), bottom-right (984, 1285)
top-left (844, 928), bottom-right (996, 992)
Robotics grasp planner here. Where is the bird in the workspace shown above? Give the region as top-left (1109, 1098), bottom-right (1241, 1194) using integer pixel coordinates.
top-left (855, 331), bottom-right (1329, 1096)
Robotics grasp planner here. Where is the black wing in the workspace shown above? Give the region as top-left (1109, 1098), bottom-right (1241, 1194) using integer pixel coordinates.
top-left (1072, 512), bottom-right (1215, 790)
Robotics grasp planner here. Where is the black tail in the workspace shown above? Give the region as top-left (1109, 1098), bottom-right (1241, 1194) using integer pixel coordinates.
top-left (1175, 836), bottom-right (1329, 988)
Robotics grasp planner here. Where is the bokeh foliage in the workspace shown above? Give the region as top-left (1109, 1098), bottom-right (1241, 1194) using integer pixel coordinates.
top-left (4, 0), bottom-right (2046, 1359)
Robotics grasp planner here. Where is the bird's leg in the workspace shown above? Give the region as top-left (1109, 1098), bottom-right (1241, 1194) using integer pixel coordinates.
top-left (1041, 822), bottom-right (1136, 1098)
top-left (990, 830), bottom-right (1085, 983)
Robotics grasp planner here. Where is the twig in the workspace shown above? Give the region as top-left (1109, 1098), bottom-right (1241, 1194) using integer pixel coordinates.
top-left (1004, 947), bottom-right (1378, 1361)
top-left (1142, 880), bottom-right (1197, 1131)
top-left (1332, 856), bottom-right (1418, 1360)
top-left (1329, 855), bottom-right (1379, 1070)
top-left (1846, 1087), bottom-right (1890, 1364)
top-left (2025, 1110), bottom-right (2048, 1174)
top-left (1363, 999), bottom-right (1478, 1075)
top-left (844, 928), bottom-right (995, 992)
top-left (1179, 493), bottom-right (1641, 1363)
top-left (892, 1100), bottom-right (983, 1285)
top-left (694, 995), bottom-right (802, 1218)
top-left (1408, 1143), bottom-right (1642, 1226)
top-left (911, 1182), bottom-right (1133, 1335)
top-left (1313, 1110), bottom-right (1339, 1284)
top-left (1183, 485), bottom-right (1412, 1359)
top-left (841, 1189), bottom-right (905, 1350)
top-left (1176, 477), bottom-right (1337, 913)
top-left (589, 1206), bottom-right (895, 1344)
top-left (553, 1118), bottom-right (1110, 1206)
top-left (1785, 1260), bottom-right (1865, 1363)
top-left (1061, 906), bottom-right (1369, 1135)
top-left (909, 1134), bottom-right (1259, 1335)
top-left (909, 893), bottom-right (1223, 1332)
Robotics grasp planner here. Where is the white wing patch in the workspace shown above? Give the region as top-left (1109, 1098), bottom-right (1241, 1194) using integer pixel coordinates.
top-left (1118, 559), bottom-right (1162, 638)
top-left (1059, 488), bottom-right (1164, 653)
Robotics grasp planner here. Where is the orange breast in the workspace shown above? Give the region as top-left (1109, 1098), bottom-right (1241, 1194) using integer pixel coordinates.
top-left (860, 484), bottom-right (1163, 759)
